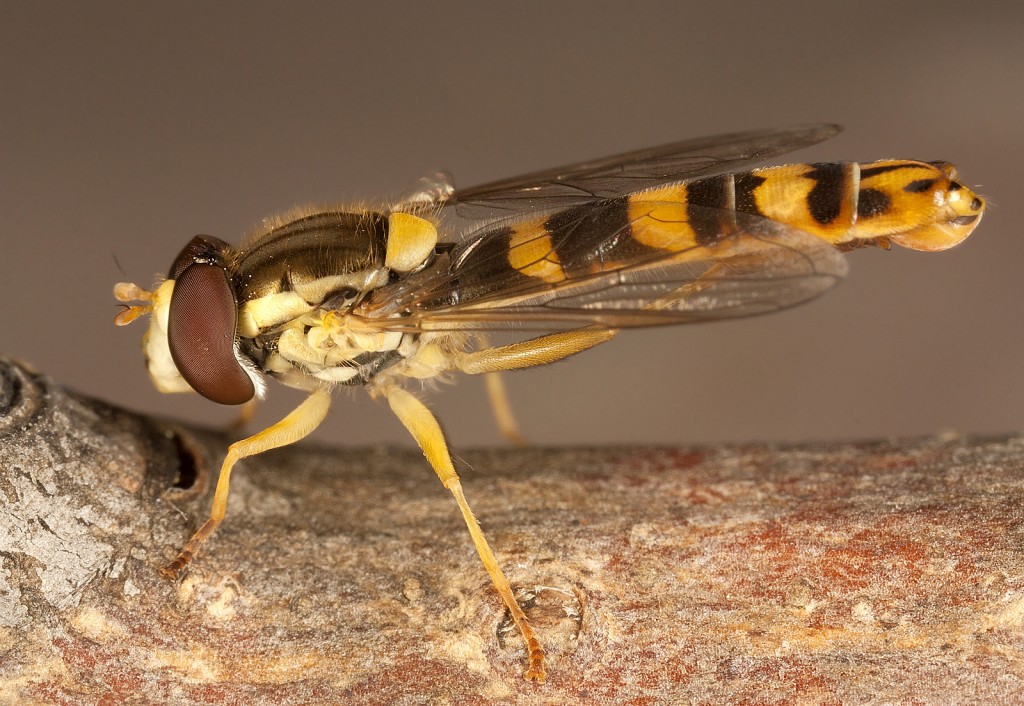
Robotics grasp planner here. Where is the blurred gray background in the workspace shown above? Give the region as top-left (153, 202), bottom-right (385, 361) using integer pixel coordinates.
top-left (2, 2), bottom-right (1021, 450)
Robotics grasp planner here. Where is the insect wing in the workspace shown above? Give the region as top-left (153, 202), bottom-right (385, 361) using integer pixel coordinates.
top-left (362, 124), bottom-right (848, 331)
top-left (432, 124), bottom-right (841, 237)
top-left (365, 202), bottom-right (848, 332)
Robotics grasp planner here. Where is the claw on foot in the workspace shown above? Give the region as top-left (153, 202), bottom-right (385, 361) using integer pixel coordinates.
top-left (524, 643), bottom-right (546, 682)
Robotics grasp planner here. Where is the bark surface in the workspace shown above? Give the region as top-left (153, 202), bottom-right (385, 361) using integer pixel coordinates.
top-left (2, 357), bottom-right (1023, 704)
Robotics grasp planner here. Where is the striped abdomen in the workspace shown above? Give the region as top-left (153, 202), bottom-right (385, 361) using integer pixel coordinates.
top-left (637, 159), bottom-right (985, 253)
top-left (448, 159), bottom-right (984, 300)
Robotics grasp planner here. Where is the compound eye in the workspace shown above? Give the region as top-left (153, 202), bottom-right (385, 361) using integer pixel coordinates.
top-left (167, 262), bottom-right (255, 405)
top-left (168, 235), bottom-right (233, 280)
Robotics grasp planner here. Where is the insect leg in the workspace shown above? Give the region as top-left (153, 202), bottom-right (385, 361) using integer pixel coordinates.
top-left (383, 385), bottom-right (546, 682)
top-left (452, 328), bottom-right (616, 375)
top-left (161, 388), bottom-right (332, 579)
top-left (472, 335), bottom-right (527, 444)
top-left (484, 372), bottom-right (526, 445)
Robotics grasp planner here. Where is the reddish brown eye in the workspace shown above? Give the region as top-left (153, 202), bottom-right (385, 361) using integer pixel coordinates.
top-left (168, 235), bottom-right (233, 280)
top-left (167, 262), bottom-right (255, 405)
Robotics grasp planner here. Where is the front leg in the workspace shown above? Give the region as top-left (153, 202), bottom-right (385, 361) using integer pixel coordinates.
top-left (161, 388), bottom-right (332, 578)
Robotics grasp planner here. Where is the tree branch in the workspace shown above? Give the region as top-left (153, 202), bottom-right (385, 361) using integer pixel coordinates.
top-left (2, 357), bottom-right (1023, 703)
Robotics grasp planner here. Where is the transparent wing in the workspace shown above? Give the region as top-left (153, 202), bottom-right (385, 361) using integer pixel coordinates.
top-left (431, 124), bottom-right (841, 238)
top-left (361, 202), bottom-right (848, 332)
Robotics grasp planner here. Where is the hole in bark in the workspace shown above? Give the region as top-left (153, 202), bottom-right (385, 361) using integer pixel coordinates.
top-left (170, 430), bottom-right (201, 490)
top-left (0, 359), bottom-right (43, 434)
top-left (498, 584), bottom-right (585, 651)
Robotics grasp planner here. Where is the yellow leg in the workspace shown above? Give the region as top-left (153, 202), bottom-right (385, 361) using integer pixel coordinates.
top-left (384, 385), bottom-right (546, 682)
top-left (453, 328), bottom-right (616, 375)
top-left (484, 372), bottom-right (526, 446)
top-left (161, 388), bottom-right (332, 579)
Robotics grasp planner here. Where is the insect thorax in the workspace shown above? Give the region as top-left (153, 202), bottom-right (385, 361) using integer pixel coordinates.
top-left (232, 210), bottom-right (429, 390)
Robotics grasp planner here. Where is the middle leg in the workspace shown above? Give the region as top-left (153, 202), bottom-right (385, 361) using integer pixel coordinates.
top-left (383, 384), bottom-right (546, 682)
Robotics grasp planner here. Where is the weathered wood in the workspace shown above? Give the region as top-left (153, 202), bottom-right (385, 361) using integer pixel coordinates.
top-left (2, 357), bottom-right (1023, 704)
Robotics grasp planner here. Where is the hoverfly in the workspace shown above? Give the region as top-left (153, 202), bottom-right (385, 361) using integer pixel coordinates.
top-left (114, 124), bottom-right (984, 682)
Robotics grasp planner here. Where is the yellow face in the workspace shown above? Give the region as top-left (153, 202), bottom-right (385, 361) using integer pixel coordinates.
top-left (141, 279), bottom-right (194, 395)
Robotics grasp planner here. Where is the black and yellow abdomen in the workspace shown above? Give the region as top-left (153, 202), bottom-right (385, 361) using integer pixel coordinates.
top-left (634, 160), bottom-right (985, 253)
top-left (452, 159), bottom-right (984, 302)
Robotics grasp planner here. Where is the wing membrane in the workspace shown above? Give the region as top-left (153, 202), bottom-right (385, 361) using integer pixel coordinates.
top-left (359, 124), bottom-right (848, 333)
top-left (433, 124), bottom-right (841, 237)
top-left (363, 204), bottom-right (848, 332)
